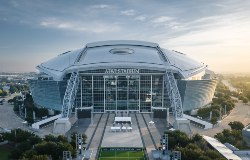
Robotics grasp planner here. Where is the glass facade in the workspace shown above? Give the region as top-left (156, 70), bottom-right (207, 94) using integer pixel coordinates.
top-left (28, 79), bottom-right (67, 111)
top-left (28, 70), bottom-right (217, 113)
top-left (75, 69), bottom-right (166, 113)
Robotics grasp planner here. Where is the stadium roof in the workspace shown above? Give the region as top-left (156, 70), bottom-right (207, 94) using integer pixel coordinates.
top-left (37, 40), bottom-right (207, 80)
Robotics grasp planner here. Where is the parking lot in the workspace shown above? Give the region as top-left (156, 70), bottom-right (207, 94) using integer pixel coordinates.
top-left (0, 94), bottom-right (26, 130)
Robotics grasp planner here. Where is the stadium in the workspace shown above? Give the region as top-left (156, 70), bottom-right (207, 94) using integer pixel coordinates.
top-left (29, 40), bottom-right (217, 116)
top-left (28, 40), bottom-right (217, 159)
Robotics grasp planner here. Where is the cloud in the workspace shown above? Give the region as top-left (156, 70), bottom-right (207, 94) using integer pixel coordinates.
top-left (120, 9), bottom-right (137, 16)
top-left (134, 15), bottom-right (146, 21)
top-left (91, 4), bottom-right (112, 9)
top-left (152, 16), bottom-right (174, 23)
top-left (39, 17), bottom-right (120, 33)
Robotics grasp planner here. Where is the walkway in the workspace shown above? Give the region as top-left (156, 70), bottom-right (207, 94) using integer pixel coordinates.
top-left (88, 114), bottom-right (108, 160)
top-left (143, 114), bottom-right (162, 149)
top-left (136, 114), bottom-right (156, 160)
top-left (101, 113), bottom-right (143, 148)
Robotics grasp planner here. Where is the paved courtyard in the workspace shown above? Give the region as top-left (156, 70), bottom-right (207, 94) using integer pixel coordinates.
top-left (101, 114), bottom-right (143, 148)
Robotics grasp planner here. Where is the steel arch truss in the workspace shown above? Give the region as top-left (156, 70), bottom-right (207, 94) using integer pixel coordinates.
top-left (61, 72), bottom-right (80, 118)
top-left (164, 71), bottom-right (183, 119)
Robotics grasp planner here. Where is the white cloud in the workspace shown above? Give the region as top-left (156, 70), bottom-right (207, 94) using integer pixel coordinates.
top-left (121, 9), bottom-right (137, 16)
top-left (135, 15), bottom-right (146, 21)
top-left (152, 16), bottom-right (173, 23)
top-left (39, 18), bottom-right (120, 33)
top-left (91, 4), bottom-right (112, 9)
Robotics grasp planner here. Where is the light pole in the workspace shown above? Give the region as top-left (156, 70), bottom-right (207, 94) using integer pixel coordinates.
top-left (224, 105), bottom-right (227, 115)
top-left (219, 107), bottom-right (222, 120)
top-left (209, 111), bottom-right (212, 121)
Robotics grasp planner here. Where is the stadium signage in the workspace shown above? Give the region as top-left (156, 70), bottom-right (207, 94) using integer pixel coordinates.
top-left (105, 68), bottom-right (140, 74)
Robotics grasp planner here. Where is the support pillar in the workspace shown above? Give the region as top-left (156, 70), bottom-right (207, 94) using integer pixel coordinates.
top-left (53, 118), bottom-right (72, 134)
top-left (167, 108), bottom-right (169, 128)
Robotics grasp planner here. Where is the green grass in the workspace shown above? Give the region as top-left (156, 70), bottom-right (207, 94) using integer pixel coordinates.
top-left (0, 146), bottom-right (11, 160)
top-left (98, 147), bottom-right (146, 160)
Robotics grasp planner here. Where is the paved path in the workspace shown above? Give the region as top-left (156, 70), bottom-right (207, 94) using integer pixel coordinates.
top-left (89, 114), bottom-right (108, 160)
top-left (68, 114), bottom-right (102, 146)
top-left (136, 114), bottom-right (155, 160)
top-left (143, 114), bottom-right (162, 149)
top-left (192, 102), bottom-right (250, 137)
top-left (102, 113), bottom-right (143, 148)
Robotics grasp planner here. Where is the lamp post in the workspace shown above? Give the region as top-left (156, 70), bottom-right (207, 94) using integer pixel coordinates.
top-left (224, 105), bottom-right (227, 115)
top-left (219, 107), bottom-right (222, 120)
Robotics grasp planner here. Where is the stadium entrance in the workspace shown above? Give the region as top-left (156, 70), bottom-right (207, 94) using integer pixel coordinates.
top-left (76, 69), bottom-right (166, 113)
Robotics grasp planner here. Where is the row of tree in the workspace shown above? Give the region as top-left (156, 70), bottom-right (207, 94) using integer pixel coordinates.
top-left (0, 84), bottom-right (29, 96)
top-left (197, 81), bottom-right (236, 124)
top-left (229, 76), bottom-right (250, 103)
top-left (165, 131), bottom-right (225, 160)
top-left (11, 94), bottom-right (49, 125)
top-left (215, 121), bottom-right (249, 149)
top-left (1, 129), bottom-right (86, 159)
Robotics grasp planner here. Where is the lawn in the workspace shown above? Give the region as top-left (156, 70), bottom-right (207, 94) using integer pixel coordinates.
top-left (98, 147), bottom-right (146, 160)
top-left (0, 146), bottom-right (11, 160)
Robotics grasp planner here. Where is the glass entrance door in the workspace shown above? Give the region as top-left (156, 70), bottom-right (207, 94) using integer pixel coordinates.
top-left (117, 76), bottom-right (128, 110)
top-left (104, 75), bottom-right (140, 112)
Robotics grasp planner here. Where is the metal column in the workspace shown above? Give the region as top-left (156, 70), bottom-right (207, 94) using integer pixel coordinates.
top-left (164, 71), bottom-right (183, 119)
top-left (61, 72), bottom-right (80, 118)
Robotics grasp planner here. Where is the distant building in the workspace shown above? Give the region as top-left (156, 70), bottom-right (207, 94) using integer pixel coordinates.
top-left (28, 40), bottom-right (217, 113)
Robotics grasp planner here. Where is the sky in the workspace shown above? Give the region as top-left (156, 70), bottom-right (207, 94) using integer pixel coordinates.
top-left (0, 0), bottom-right (250, 73)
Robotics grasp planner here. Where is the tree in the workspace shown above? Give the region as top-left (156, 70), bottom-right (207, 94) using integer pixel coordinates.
top-left (9, 85), bottom-right (18, 94)
top-left (35, 141), bottom-right (58, 159)
top-left (25, 117), bottom-right (34, 125)
top-left (205, 149), bottom-right (222, 159)
top-left (211, 117), bottom-right (218, 125)
top-left (31, 155), bottom-right (48, 160)
top-left (164, 130), bottom-right (190, 149)
top-left (0, 89), bottom-right (7, 97)
top-left (36, 108), bottom-right (48, 118)
top-left (228, 121), bottom-right (245, 131)
top-left (176, 144), bottom-right (203, 160)
top-left (215, 128), bottom-right (247, 149)
top-left (192, 134), bottom-right (202, 142)
top-left (242, 97), bottom-right (249, 103)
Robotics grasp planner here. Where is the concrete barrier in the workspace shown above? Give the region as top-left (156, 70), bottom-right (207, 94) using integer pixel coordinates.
top-left (183, 114), bottom-right (213, 129)
top-left (32, 114), bottom-right (61, 129)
